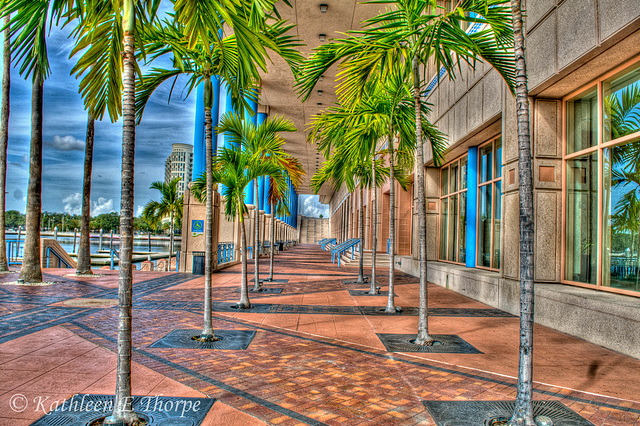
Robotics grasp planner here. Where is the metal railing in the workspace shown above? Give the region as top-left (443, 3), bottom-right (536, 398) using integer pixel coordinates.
top-left (218, 242), bottom-right (235, 264)
top-left (7, 238), bottom-right (23, 265)
top-left (319, 238), bottom-right (336, 250)
top-left (110, 249), bottom-right (119, 270)
top-left (45, 246), bottom-right (72, 269)
top-left (331, 238), bottom-right (360, 266)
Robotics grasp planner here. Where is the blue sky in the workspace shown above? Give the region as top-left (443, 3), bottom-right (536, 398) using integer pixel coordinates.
top-left (3, 16), bottom-right (196, 216)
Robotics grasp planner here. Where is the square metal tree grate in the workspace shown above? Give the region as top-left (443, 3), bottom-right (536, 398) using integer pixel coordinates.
top-left (348, 289), bottom-right (395, 297)
top-left (30, 394), bottom-right (215, 425)
top-left (234, 287), bottom-right (284, 294)
top-left (251, 278), bottom-right (289, 283)
top-left (150, 329), bottom-right (257, 350)
top-left (376, 333), bottom-right (482, 354)
top-left (422, 400), bottom-right (594, 425)
top-left (342, 277), bottom-right (370, 284)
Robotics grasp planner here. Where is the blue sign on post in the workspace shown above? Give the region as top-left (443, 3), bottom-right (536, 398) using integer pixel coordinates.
top-left (191, 220), bottom-right (204, 236)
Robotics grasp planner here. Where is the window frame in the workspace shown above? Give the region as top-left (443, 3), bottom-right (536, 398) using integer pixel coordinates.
top-left (438, 154), bottom-right (468, 265)
top-left (561, 55), bottom-right (640, 297)
top-left (476, 137), bottom-right (502, 272)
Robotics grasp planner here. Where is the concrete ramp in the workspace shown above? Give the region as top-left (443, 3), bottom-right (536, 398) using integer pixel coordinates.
top-left (41, 239), bottom-right (77, 269)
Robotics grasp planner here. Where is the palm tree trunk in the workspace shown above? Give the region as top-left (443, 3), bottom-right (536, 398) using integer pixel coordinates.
top-left (268, 201), bottom-right (275, 280)
top-left (76, 114), bottom-right (94, 275)
top-left (253, 179), bottom-right (261, 291)
top-left (412, 55), bottom-right (434, 345)
top-left (509, 1), bottom-right (535, 424)
top-left (357, 185), bottom-right (365, 282)
top-left (385, 134), bottom-right (396, 313)
top-left (18, 72), bottom-right (43, 284)
top-left (201, 77), bottom-right (215, 339)
top-left (238, 215), bottom-right (251, 308)
top-left (0, 16), bottom-right (10, 272)
top-left (369, 157), bottom-right (377, 294)
top-left (105, 2), bottom-right (139, 423)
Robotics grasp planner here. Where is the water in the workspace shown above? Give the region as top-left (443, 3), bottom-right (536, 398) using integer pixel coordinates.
top-left (54, 237), bottom-right (181, 255)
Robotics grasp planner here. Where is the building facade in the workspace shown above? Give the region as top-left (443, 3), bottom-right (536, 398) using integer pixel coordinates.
top-left (328, 3), bottom-right (640, 358)
top-left (164, 143), bottom-right (194, 198)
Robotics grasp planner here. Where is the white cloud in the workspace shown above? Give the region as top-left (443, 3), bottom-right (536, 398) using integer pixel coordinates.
top-left (46, 135), bottom-right (85, 151)
top-left (63, 193), bottom-right (82, 215)
top-left (92, 197), bottom-right (116, 216)
top-left (136, 205), bottom-right (144, 217)
top-left (63, 193), bottom-right (117, 216)
top-left (300, 195), bottom-right (329, 218)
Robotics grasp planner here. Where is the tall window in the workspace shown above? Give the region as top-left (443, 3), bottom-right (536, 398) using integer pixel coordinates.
top-left (439, 156), bottom-right (468, 264)
top-left (477, 137), bottom-right (502, 270)
top-left (564, 60), bottom-right (640, 294)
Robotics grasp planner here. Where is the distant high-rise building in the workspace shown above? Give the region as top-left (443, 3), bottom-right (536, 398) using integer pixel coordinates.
top-left (164, 143), bottom-right (193, 198)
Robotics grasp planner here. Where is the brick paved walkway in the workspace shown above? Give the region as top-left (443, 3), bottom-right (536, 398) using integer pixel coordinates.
top-left (0, 245), bottom-right (639, 425)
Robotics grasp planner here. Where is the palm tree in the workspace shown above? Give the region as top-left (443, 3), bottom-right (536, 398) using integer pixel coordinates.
top-left (142, 178), bottom-right (184, 257)
top-left (72, 2), bottom-right (289, 420)
top-left (0, 15), bottom-right (10, 272)
top-left (296, 0), bottom-right (515, 343)
top-left (192, 142), bottom-right (294, 308)
top-left (1, 0), bottom-right (88, 283)
top-left (217, 113), bottom-right (303, 291)
top-left (136, 13), bottom-right (301, 341)
top-left (508, 1), bottom-right (534, 424)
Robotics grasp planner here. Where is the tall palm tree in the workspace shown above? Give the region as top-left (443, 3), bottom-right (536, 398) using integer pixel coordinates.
top-left (296, 0), bottom-right (514, 343)
top-left (1, 0), bottom-right (84, 283)
top-left (192, 143), bottom-right (294, 308)
top-left (72, 2), bottom-right (287, 422)
top-left (70, 2), bottom-right (135, 275)
top-left (136, 13), bottom-right (301, 341)
top-left (218, 113), bottom-right (303, 291)
top-left (142, 177), bottom-right (184, 256)
top-left (508, 1), bottom-right (534, 424)
top-left (0, 15), bottom-right (10, 272)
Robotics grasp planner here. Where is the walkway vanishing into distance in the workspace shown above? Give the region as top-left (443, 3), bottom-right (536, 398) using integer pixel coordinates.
top-left (0, 245), bottom-right (639, 425)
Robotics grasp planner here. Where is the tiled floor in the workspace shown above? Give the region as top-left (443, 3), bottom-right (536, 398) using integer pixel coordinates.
top-left (0, 245), bottom-right (638, 425)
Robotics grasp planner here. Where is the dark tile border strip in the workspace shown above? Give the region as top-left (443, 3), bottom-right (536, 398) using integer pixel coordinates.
top-left (0, 308), bottom-right (100, 344)
top-left (69, 321), bottom-right (330, 426)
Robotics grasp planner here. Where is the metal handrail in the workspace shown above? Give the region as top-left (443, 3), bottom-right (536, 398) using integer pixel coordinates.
top-left (46, 247), bottom-right (72, 269)
top-left (331, 238), bottom-right (360, 266)
top-left (110, 249), bottom-right (120, 270)
top-left (320, 238), bottom-right (336, 250)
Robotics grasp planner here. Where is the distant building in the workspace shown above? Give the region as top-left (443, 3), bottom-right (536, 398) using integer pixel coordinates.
top-left (164, 143), bottom-right (193, 198)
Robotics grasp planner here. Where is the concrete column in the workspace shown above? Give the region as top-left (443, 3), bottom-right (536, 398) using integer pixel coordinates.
top-left (244, 98), bottom-right (258, 205)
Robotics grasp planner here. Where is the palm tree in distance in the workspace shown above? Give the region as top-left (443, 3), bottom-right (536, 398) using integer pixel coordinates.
top-left (296, 0), bottom-right (515, 344)
top-left (1, 0), bottom-right (84, 283)
top-left (311, 70), bottom-right (445, 311)
top-left (191, 143), bottom-right (295, 309)
top-left (142, 177), bottom-right (184, 257)
top-left (218, 113), bottom-right (304, 291)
